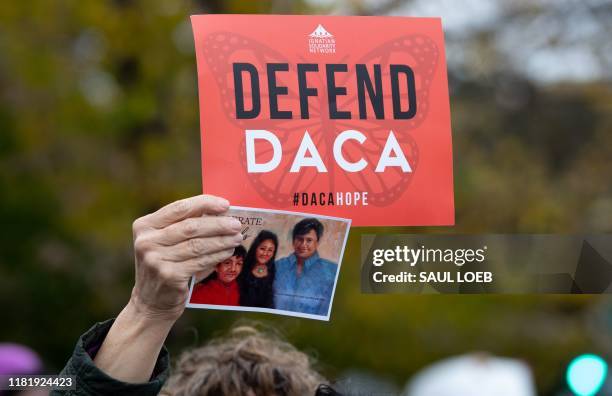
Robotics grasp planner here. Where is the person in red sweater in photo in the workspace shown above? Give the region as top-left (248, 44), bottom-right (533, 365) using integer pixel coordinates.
top-left (190, 245), bottom-right (247, 306)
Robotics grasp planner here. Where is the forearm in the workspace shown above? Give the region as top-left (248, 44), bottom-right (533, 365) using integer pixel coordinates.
top-left (88, 195), bottom-right (237, 384)
top-left (93, 299), bottom-right (175, 383)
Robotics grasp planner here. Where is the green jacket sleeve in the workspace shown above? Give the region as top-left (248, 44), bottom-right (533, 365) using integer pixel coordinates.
top-left (51, 319), bottom-right (170, 396)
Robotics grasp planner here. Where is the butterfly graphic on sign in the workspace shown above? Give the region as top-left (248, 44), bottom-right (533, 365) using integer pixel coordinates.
top-left (201, 31), bottom-right (439, 208)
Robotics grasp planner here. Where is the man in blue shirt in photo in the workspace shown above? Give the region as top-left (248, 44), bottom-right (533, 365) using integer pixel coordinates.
top-left (274, 218), bottom-right (338, 316)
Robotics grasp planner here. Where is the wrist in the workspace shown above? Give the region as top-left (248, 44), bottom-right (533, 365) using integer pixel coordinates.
top-left (93, 296), bottom-right (175, 383)
top-left (125, 294), bottom-right (181, 329)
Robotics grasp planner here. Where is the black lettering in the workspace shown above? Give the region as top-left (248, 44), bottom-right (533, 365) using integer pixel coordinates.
top-left (297, 63), bottom-right (319, 119)
top-left (390, 64), bottom-right (417, 119)
top-left (267, 63), bottom-right (292, 119)
top-left (233, 63), bottom-right (260, 119)
top-left (356, 64), bottom-right (384, 119)
top-left (326, 64), bottom-right (351, 119)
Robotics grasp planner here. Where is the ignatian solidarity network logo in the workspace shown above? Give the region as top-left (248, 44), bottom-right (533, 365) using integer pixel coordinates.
top-left (308, 24), bottom-right (336, 54)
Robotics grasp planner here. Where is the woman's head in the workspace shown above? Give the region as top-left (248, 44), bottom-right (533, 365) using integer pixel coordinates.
top-left (256, 238), bottom-right (276, 265)
top-left (161, 324), bottom-right (327, 396)
top-left (245, 230), bottom-right (278, 272)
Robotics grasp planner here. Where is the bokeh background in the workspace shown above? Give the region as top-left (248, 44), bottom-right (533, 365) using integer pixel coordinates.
top-left (1, 0), bottom-right (611, 394)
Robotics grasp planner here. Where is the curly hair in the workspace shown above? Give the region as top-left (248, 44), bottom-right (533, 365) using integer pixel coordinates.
top-left (161, 325), bottom-right (327, 396)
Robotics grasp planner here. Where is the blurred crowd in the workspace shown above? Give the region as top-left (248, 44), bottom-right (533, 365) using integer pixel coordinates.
top-left (1, 340), bottom-right (609, 395)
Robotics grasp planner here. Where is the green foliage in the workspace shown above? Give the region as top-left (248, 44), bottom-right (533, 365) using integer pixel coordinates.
top-left (0, 1), bottom-right (610, 394)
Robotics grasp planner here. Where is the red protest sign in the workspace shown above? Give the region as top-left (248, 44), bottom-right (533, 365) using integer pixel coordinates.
top-left (192, 14), bottom-right (454, 226)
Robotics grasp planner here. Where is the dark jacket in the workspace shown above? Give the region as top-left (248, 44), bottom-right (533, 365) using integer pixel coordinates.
top-left (51, 319), bottom-right (169, 395)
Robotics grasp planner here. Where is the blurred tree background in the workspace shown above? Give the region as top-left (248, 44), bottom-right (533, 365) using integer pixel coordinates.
top-left (1, 0), bottom-right (611, 394)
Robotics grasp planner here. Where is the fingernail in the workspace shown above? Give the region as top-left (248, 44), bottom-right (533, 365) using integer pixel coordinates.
top-left (233, 233), bottom-right (243, 243)
top-left (219, 198), bottom-right (230, 209)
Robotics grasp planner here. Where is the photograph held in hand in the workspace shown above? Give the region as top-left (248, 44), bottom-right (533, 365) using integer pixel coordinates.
top-left (187, 207), bottom-right (351, 321)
